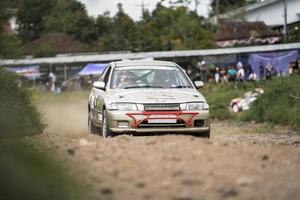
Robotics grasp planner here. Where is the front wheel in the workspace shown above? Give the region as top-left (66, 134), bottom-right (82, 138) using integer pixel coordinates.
top-left (197, 129), bottom-right (210, 138)
top-left (102, 110), bottom-right (113, 139)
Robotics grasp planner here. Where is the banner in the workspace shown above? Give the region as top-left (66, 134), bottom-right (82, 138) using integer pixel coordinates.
top-left (248, 50), bottom-right (298, 78)
top-left (6, 65), bottom-right (40, 80)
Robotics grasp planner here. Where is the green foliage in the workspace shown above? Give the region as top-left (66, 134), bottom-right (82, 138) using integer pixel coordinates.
top-left (97, 3), bottom-right (214, 52)
top-left (0, 142), bottom-right (85, 200)
top-left (0, 68), bottom-right (44, 138)
top-left (201, 83), bottom-right (255, 120)
top-left (45, 0), bottom-right (97, 43)
top-left (210, 0), bottom-right (258, 15)
top-left (14, 0), bottom-right (215, 55)
top-left (33, 43), bottom-right (56, 58)
top-left (240, 76), bottom-right (300, 132)
top-left (202, 76), bottom-right (300, 132)
top-left (287, 21), bottom-right (300, 43)
top-left (0, 34), bottom-right (23, 58)
top-left (17, 0), bottom-right (54, 42)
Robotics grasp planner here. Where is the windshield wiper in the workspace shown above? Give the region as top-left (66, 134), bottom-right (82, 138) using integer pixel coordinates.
top-left (124, 85), bottom-right (163, 89)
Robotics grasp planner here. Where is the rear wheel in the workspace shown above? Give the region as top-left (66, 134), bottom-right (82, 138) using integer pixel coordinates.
top-left (88, 111), bottom-right (100, 134)
top-left (102, 110), bottom-right (113, 138)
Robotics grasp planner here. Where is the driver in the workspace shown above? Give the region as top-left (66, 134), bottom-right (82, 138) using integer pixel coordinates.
top-left (118, 71), bottom-right (136, 88)
top-left (153, 70), bottom-right (170, 87)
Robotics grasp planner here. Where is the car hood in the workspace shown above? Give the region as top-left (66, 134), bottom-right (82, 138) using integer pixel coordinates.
top-left (107, 89), bottom-right (206, 104)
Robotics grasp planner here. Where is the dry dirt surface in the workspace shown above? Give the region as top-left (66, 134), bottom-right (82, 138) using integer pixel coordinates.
top-left (31, 93), bottom-right (300, 200)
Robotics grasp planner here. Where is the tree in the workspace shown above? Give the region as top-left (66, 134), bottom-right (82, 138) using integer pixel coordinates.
top-left (135, 4), bottom-right (213, 51)
top-left (0, 0), bottom-right (23, 58)
top-left (210, 0), bottom-right (259, 15)
top-left (17, 0), bottom-right (54, 42)
top-left (45, 0), bottom-right (97, 43)
top-left (97, 3), bottom-right (137, 51)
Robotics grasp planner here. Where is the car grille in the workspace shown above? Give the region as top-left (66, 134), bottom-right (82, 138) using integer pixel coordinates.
top-left (137, 120), bottom-right (186, 129)
top-left (143, 103), bottom-right (180, 111)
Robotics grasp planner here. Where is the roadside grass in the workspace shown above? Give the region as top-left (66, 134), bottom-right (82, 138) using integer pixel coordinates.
top-left (201, 82), bottom-right (257, 120)
top-left (0, 68), bottom-right (88, 199)
top-left (201, 76), bottom-right (300, 133)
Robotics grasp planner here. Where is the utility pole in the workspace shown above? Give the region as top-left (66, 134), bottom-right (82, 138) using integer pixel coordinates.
top-left (216, 0), bottom-right (220, 25)
top-left (194, 0), bottom-right (200, 14)
top-left (136, 1), bottom-right (149, 19)
top-left (283, 0), bottom-right (288, 42)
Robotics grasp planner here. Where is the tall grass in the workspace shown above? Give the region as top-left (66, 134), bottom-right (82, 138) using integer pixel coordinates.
top-left (0, 68), bottom-right (44, 138)
top-left (240, 76), bottom-right (300, 132)
top-left (0, 68), bottom-right (86, 199)
top-left (201, 82), bottom-right (256, 120)
top-left (201, 76), bottom-right (300, 132)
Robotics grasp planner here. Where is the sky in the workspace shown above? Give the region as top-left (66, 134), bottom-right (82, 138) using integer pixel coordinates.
top-left (78, 0), bottom-right (211, 21)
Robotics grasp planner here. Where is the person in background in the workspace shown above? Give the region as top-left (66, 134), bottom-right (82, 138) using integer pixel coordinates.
top-left (215, 67), bottom-right (220, 84)
top-left (236, 62), bottom-right (245, 83)
top-left (219, 67), bottom-right (227, 83)
top-left (248, 66), bottom-right (257, 81)
top-left (87, 74), bottom-right (94, 87)
top-left (227, 66), bottom-right (237, 82)
top-left (288, 62), bottom-right (293, 75)
top-left (74, 75), bottom-right (82, 91)
top-left (198, 60), bottom-right (207, 82)
top-left (297, 57), bottom-right (300, 74)
top-left (48, 71), bottom-right (57, 93)
top-left (266, 62), bottom-right (272, 80)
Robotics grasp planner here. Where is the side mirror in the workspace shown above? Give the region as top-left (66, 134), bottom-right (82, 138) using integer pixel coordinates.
top-left (93, 81), bottom-right (105, 90)
top-left (194, 81), bottom-right (204, 89)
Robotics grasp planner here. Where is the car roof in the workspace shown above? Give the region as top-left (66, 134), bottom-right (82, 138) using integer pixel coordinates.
top-left (111, 60), bottom-right (178, 68)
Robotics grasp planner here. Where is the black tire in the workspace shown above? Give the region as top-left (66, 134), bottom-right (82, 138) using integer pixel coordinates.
top-left (88, 111), bottom-right (100, 134)
top-left (102, 110), bottom-right (113, 138)
top-left (203, 129), bottom-right (210, 138)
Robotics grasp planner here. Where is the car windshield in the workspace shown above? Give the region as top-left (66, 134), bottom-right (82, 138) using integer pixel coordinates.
top-left (110, 66), bottom-right (193, 89)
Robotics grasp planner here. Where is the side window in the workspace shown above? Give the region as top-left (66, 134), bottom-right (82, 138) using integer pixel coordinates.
top-left (98, 66), bottom-right (111, 82)
top-left (103, 67), bottom-right (111, 84)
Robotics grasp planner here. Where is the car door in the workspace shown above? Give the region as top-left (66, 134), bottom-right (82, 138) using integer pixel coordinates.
top-left (91, 65), bottom-right (112, 125)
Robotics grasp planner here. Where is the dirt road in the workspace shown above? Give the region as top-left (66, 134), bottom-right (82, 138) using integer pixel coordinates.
top-left (32, 93), bottom-right (300, 200)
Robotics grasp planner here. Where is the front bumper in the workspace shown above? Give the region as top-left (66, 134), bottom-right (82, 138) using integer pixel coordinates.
top-left (106, 110), bottom-right (210, 133)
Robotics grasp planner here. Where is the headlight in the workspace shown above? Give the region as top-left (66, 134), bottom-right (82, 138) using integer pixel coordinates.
top-left (180, 102), bottom-right (209, 110)
top-left (108, 103), bottom-right (143, 111)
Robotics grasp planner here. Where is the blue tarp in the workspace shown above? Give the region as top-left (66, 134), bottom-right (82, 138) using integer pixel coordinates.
top-left (78, 63), bottom-right (107, 76)
top-left (6, 65), bottom-right (40, 80)
top-left (248, 50), bottom-right (298, 78)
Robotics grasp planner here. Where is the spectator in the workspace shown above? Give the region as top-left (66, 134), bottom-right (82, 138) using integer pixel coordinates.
top-left (48, 71), bottom-right (57, 93)
top-left (215, 67), bottom-right (220, 84)
top-left (288, 62), bottom-right (293, 75)
top-left (295, 57), bottom-right (300, 74)
top-left (74, 75), bottom-right (82, 91)
top-left (266, 62), bottom-right (272, 80)
top-left (244, 64), bottom-right (252, 79)
top-left (227, 66), bottom-right (237, 82)
top-left (236, 62), bottom-right (245, 82)
top-left (219, 67), bottom-right (227, 83)
top-left (198, 60), bottom-right (207, 82)
top-left (248, 66), bottom-right (257, 82)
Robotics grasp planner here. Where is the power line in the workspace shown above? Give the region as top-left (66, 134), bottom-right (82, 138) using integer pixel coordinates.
top-left (136, 1), bottom-right (150, 13)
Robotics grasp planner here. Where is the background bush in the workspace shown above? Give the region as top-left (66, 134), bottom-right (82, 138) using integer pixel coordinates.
top-left (240, 76), bottom-right (300, 131)
top-left (0, 68), bottom-right (44, 138)
top-left (202, 76), bottom-right (300, 132)
top-left (0, 68), bottom-right (85, 200)
top-left (201, 82), bottom-right (255, 120)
